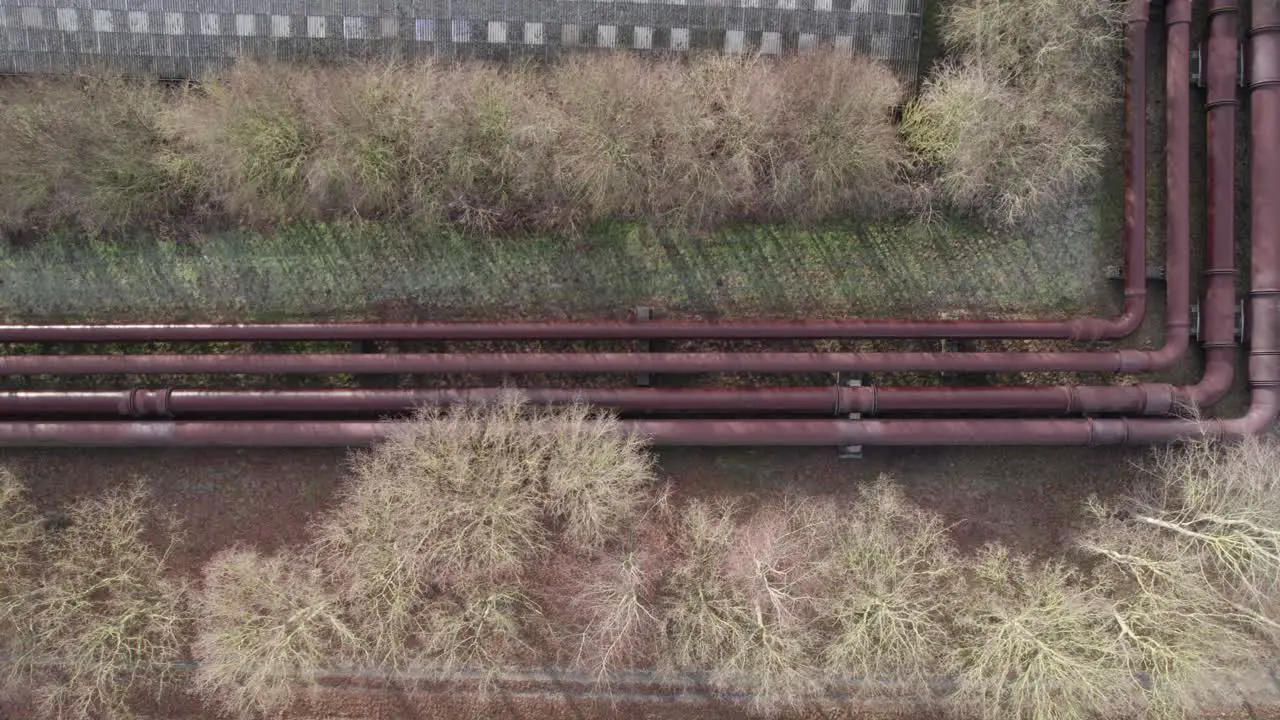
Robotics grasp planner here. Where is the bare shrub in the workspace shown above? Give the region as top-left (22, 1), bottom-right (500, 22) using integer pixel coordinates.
top-left (422, 586), bottom-right (544, 678)
top-left (950, 544), bottom-right (1130, 720)
top-left (904, 0), bottom-right (1124, 227)
top-left (430, 62), bottom-right (553, 234)
top-left (543, 403), bottom-right (658, 551)
top-left (659, 55), bottom-right (781, 227)
top-left (1095, 437), bottom-right (1280, 624)
top-left (570, 550), bottom-right (664, 680)
top-left (1079, 499), bottom-right (1255, 719)
top-left (814, 478), bottom-right (959, 690)
top-left (661, 497), bottom-right (830, 713)
top-left (13, 483), bottom-right (189, 720)
top-left (0, 467), bottom-right (37, 591)
top-left (902, 61), bottom-right (1108, 227)
top-left (193, 548), bottom-right (360, 719)
top-left (768, 51), bottom-right (910, 221)
top-left (1073, 436), bottom-right (1280, 716)
top-left (0, 468), bottom-right (38, 662)
top-left (314, 398), bottom-right (657, 669)
top-left (0, 76), bottom-right (190, 233)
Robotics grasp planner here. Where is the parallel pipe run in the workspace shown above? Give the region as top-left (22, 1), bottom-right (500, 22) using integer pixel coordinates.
top-left (0, 0), bottom-right (1271, 447)
top-left (0, 7), bottom-right (1149, 345)
top-left (0, 0), bottom-right (1274, 446)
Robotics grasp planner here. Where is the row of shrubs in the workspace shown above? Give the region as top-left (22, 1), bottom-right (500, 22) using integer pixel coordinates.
top-left (0, 0), bottom-right (1124, 238)
top-left (2, 400), bottom-right (1277, 719)
top-left (0, 52), bottom-right (909, 237)
top-left (903, 0), bottom-right (1124, 226)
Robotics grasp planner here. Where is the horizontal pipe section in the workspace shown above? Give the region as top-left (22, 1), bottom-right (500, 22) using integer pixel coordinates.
top-left (0, 348), bottom-right (1192, 375)
top-left (0, 411), bottom-right (1267, 448)
top-left (0, 384), bottom-right (1180, 417)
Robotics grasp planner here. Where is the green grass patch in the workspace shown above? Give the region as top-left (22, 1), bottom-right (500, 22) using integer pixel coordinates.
top-left (0, 218), bottom-right (1110, 325)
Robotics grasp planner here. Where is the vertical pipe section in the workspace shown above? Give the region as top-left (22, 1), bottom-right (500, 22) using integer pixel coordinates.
top-left (1186, 0), bottom-right (1243, 406)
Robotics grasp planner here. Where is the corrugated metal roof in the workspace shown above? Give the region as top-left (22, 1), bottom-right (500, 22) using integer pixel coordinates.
top-left (0, 0), bottom-right (922, 84)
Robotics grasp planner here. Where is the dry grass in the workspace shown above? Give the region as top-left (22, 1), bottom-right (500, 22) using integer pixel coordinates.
top-left (0, 76), bottom-right (190, 234)
top-left (168, 61), bottom-right (320, 222)
top-left (192, 548), bottom-right (361, 719)
top-left (767, 51), bottom-right (909, 221)
top-left (10, 483), bottom-right (189, 720)
top-left (814, 478), bottom-right (959, 691)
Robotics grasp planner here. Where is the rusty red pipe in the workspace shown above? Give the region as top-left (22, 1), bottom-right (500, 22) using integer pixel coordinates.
top-left (0, 0), bottom-right (1270, 447)
top-left (1186, 0), bottom-right (1244, 408)
top-left (0, 384), bottom-right (1181, 417)
top-left (0, 5), bottom-right (1149, 345)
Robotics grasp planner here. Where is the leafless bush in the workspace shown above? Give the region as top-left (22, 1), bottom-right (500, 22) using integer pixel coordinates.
top-left (0, 468), bottom-right (38, 663)
top-left (13, 483), bottom-right (189, 720)
top-left (950, 544), bottom-right (1129, 720)
top-left (314, 398), bottom-right (658, 670)
top-left (1074, 436), bottom-right (1280, 715)
top-left (1079, 499), bottom-right (1255, 719)
top-left (663, 54), bottom-right (782, 226)
top-left (422, 586), bottom-right (545, 679)
top-left (543, 403), bottom-right (658, 551)
top-left (904, 0), bottom-right (1123, 227)
top-left (660, 497), bottom-right (831, 713)
top-left (193, 548), bottom-right (360, 719)
top-left (298, 61), bottom-right (441, 222)
top-left (570, 550), bottom-right (664, 681)
top-left (902, 61), bottom-right (1108, 227)
top-left (1092, 437), bottom-right (1280, 626)
top-left (814, 478), bottom-right (959, 691)
top-left (547, 54), bottom-right (684, 224)
top-left (168, 61), bottom-right (322, 222)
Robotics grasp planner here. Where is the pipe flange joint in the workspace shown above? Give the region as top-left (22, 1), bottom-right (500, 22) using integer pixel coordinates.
top-left (125, 388), bottom-right (174, 419)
